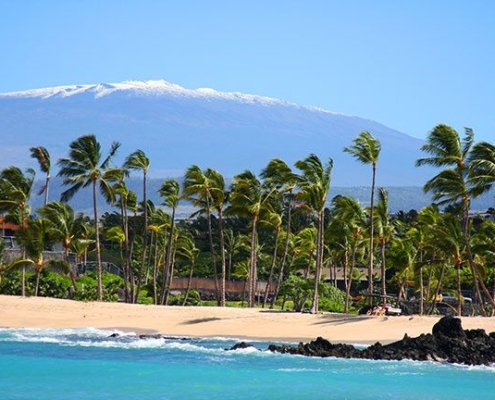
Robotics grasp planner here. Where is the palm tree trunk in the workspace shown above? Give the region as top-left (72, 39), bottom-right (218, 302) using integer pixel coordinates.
top-left (21, 209), bottom-right (26, 297)
top-left (182, 261), bottom-right (195, 306)
top-left (263, 227), bottom-right (280, 308)
top-left (248, 216), bottom-right (258, 308)
top-left (310, 212), bottom-right (324, 314)
top-left (35, 270), bottom-right (41, 297)
top-left (368, 163), bottom-right (376, 301)
top-left (93, 180), bottom-right (103, 301)
top-left (270, 198), bottom-right (292, 309)
top-left (462, 206), bottom-right (490, 315)
top-left (165, 237), bottom-right (178, 306)
top-left (160, 207), bottom-right (176, 305)
top-left (455, 260), bottom-right (462, 316)
top-left (44, 175), bottom-right (50, 207)
top-left (419, 250), bottom-right (424, 315)
top-left (380, 239), bottom-right (387, 298)
top-left (429, 264), bottom-right (446, 315)
top-left (344, 243), bottom-right (357, 314)
top-left (206, 208), bottom-right (220, 305)
top-left (134, 173), bottom-right (149, 304)
top-left (218, 207), bottom-right (227, 307)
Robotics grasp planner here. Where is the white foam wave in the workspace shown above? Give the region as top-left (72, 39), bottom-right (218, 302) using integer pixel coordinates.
top-left (277, 368), bottom-right (323, 373)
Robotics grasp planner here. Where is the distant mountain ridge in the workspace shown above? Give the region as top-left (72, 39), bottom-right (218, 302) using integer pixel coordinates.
top-left (30, 178), bottom-right (495, 217)
top-left (0, 79), bottom-right (430, 186)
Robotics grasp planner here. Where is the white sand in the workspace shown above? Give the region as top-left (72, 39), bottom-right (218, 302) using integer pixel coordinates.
top-left (2, 295), bottom-right (495, 344)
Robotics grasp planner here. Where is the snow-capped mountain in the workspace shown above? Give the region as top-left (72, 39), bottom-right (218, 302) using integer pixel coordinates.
top-left (0, 79), bottom-right (428, 186)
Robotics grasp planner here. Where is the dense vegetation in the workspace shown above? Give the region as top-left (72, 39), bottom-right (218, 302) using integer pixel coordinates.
top-left (1, 124), bottom-right (495, 316)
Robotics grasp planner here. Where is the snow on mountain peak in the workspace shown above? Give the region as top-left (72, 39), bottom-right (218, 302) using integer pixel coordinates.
top-left (0, 79), bottom-right (287, 105)
top-left (0, 79), bottom-right (352, 117)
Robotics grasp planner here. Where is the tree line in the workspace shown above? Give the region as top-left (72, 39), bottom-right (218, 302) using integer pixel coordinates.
top-left (1, 124), bottom-right (495, 316)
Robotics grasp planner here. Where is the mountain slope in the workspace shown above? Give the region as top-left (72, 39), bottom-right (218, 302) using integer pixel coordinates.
top-left (0, 80), bottom-right (428, 186)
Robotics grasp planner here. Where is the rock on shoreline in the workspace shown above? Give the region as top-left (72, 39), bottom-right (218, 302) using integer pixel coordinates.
top-left (265, 316), bottom-right (495, 366)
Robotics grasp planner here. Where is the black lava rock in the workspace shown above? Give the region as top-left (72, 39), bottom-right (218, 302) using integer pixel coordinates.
top-left (267, 316), bottom-right (495, 366)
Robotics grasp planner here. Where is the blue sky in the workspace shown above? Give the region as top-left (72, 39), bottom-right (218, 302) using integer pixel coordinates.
top-left (2, 0), bottom-right (494, 142)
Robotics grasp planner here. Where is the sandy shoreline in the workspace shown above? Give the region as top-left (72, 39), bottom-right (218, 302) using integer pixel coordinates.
top-left (3, 295), bottom-right (495, 345)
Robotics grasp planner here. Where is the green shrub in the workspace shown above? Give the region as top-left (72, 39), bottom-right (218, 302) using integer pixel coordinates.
top-left (168, 290), bottom-right (201, 306)
top-left (318, 282), bottom-right (345, 313)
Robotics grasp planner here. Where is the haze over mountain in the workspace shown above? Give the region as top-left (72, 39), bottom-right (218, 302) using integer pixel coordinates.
top-left (0, 79), bottom-right (429, 187)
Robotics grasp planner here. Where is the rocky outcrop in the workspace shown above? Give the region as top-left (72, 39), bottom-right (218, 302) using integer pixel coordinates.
top-left (226, 342), bottom-right (256, 351)
top-left (266, 316), bottom-right (495, 366)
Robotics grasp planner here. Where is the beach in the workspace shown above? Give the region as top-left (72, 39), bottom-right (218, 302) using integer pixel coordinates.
top-left (2, 294), bottom-right (495, 344)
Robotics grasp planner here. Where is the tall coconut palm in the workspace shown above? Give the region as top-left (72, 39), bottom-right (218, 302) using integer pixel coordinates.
top-left (374, 187), bottom-right (395, 298)
top-left (57, 134), bottom-right (121, 301)
top-left (123, 150), bottom-right (150, 303)
top-left (260, 158), bottom-right (298, 308)
top-left (30, 146), bottom-right (51, 206)
top-left (205, 169), bottom-right (228, 306)
top-left (469, 140), bottom-right (495, 312)
top-left (227, 170), bottom-right (276, 307)
top-left (183, 166), bottom-right (222, 303)
top-left (331, 195), bottom-right (367, 313)
top-left (0, 166), bottom-right (35, 296)
top-left (111, 172), bottom-right (135, 303)
top-left (430, 212), bottom-right (466, 315)
top-left (158, 179), bottom-right (180, 305)
top-left (409, 204), bottom-right (440, 315)
top-left (260, 210), bottom-right (282, 308)
top-left (416, 124), bottom-right (495, 313)
top-left (344, 131), bottom-right (381, 299)
top-left (294, 154), bottom-right (333, 314)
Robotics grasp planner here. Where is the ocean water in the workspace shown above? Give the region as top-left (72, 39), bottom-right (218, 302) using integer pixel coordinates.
top-left (0, 328), bottom-right (494, 400)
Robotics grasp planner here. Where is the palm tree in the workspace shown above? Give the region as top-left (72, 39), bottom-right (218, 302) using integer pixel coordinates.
top-left (158, 179), bottom-right (180, 305)
top-left (205, 169), bottom-right (228, 307)
top-left (38, 201), bottom-right (80, 290)
top-left (374, 188), bottom-right (394, 298)
top-left (70, 214), bottom-right (95, 266)
top-left (431, 212), bottom-right (466, 315)
top-left (260, 210), bottom-right (282, 308)
top-left (471, 220), bottom-right (495, 306)
top-left (224, 228), bottom-right (251, 289)
top-left (227, 170), bottom-right (276, 307)
top-left (389, 235), bottom-right (417, 303)
top-left (175, 232), bottom-right (200, 306)
top-left (57, 134), bottom-right (121, 301)
top-left (183, 166), bottom-right (221, 304)
top-left (409, 204), bottom-right (441, 315)
top-left (123, 150), bottom-right (150, 303)
top-left (331, 195), bottom-right (366, 313)
top-left (111, 173), bottom-right (136, 303)
top-left (260, 158), bottom-right (298, 308)
top-left (12, 217), bottom-right (72, 296)
top-left (30, 146), bottom-right (51, 206)
top-left (0, 166), bottom-right (35, 296)
top-left (294, 154), bottom-right (333, 314)
top-left (294, 226), bottom-right (317, 279)
top-left (416, 124), bottom-right (495, 313)
top-left (344, 131), bottom-right (381, 299)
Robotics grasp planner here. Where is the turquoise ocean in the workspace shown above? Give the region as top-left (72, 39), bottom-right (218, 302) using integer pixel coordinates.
top-left (1, 327), bottom-right (494, 400)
